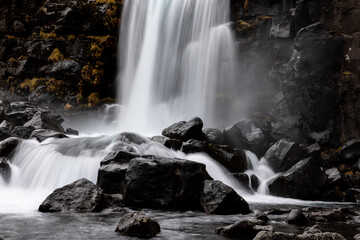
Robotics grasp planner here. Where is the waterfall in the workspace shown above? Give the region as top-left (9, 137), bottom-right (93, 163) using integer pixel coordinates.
top-left (117, 0), bottom-right (239, 133)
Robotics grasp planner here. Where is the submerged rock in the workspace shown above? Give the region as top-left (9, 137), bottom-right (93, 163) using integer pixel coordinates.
top-left (307, 209), bottom-right (346, 223)
top-left (253, 231), bottom-right (346, 240)
top-left (124, 156), bottom-right (210, 210)
top-left (200, 180), bottom-right (250, 215)
top-left (216, 220), bottom-right (271, 238)
top-left (115, 211), bottom-right (160, 238)
top-left (162, 117), bottom-right (205, 141)
top-left (304, 225), bottom-right (322, 234)
top-left (39, 178), bottom-right (105, 213)
top-left (286, 209), bottom-right (310, 226)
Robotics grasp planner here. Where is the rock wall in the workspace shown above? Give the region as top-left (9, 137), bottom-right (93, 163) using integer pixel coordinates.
top-left (230, 0), bottom-right (360, 146)
top-left (0, 0), bottom-right (123, 107)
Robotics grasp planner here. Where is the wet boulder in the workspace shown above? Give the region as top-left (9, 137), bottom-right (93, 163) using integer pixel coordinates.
top-left (162, 117), bottom-right (205, 141)
top-left (39, 178), bottom-right (105, 213)
top-left (0, 137), bottom-right (21, 158)
top-left (216, 220), bottom-right (266, 239)
top-left (65, 128), bottom-right (79, 136)
top-left (200, 180), bottom-right (250, 215)
top-left (268, 157), bottom-right (327, 200)
top-left (151, 136), bottom-right (183, 151)
top-left (264, 139), bottom-right (304, 172)
top-left (115, 211), bottom-right (160, 238)
top-left (182, 140), bottom-right (247, 173)
top-left (0, 157), bottom-right (11, 183)
top-left (5, 111), bottom-right (32, 126)
top-left (48, 60), bottom-right (81, 77)
top-left (203, 128), bottom-right (224, 145)
top-left (30, 129), bottom-right (68, 142)
top-left (0, 128), bottom-right (11, 141)
top-left (253, 231), bottom-right (346, 240)
top-left (24, 111), bottom-right (64, 133)
top-left (10, 126), bottom-right (35, 139)
top-left (124, 156), bottom-right (210, 210)
top-left (286, 209), bottom-right (310, 226)
top-left (339, 139), bottom-right (360, 164)
top-left (97, 151), bottom-right (141, 194)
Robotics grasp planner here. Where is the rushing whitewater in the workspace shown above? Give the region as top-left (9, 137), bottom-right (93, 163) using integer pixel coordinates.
top-left (118, 0), bottom-right (239, 133)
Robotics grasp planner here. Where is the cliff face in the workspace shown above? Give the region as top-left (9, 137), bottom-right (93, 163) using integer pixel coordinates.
top-left (230, 0), bottom-right (360, 145)
top-left (0, 0), bottom-right (123, 107)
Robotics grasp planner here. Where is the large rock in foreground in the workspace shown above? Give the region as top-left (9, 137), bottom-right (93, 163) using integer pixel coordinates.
top-left (24, 111), bottom-right (65, 133)
top-left (124, 156), bottom-right (210, 210)
top-left (115, 211), bottom-right (160, 238)
top-left (253, 231), bottom-right (346, 240)
top-left (39, 178), bottom-right (105, 213)
top-left (162, 117), bottom-right (205, 141)
top-left (200, 180), bottom-right (250, 215)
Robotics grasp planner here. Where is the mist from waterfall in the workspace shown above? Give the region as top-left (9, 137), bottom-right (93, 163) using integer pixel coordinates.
top-left (117, 0), bottom-right (239, 133)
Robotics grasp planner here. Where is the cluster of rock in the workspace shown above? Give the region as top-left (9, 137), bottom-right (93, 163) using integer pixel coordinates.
top-left (0, 100), bottom-right (79, 182)
top-left (0, 0), bottom-right (123, 107)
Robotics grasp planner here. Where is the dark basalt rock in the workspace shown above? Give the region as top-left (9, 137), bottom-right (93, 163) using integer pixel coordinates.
top-left (264, 139), bottom-right (304, 172)
top-left (268, 157), bottom-right (327, 200)
top-left (232, 173), bottom-right (251, 191)
top-left (182, 140), bottom-right (247, 173)
top-left (200, 180), bottom-right (250, 215)
top-left (24, 111), bottom-right (64, 133)
top-left (215, 220), bottom-right (264, 239)
top-left (345, 188), bottom-right (360, 203)
top-left (203, 128), bottom-right (224, 145)
top-left (30, 129), bottom-right (68, 142)
top-left (65, 128), bottom-right (79, 136)
top-left (10, 126), bottom-right (35, 139)
top-left (151, 136), bottom-right (183, 151)
top-left (339, 139), bottom-right (360, 164)
top-left (307, 209), bottom-right (346, 223)
top-left (286, 209), bottom-right (310, 226)
top-left (250, 174), bottom-right (260, 191)
top-left (39, 178), bottom-right (105, 213)
top-left (253, 231), bottom-right (346, 240)
top-left (115, 211), bottom-right (160, 238)
top-left (162, 117), bottom-right (205, 141)
top-left (0, 137), bottom-right (21, 158)
top-left (0, 157), bottom-right (11, 183)
top-left (124, 156), bottom-right (210, 211)
top-left (0, 120), bottom-right (15, 131)
top-left (97, 151), bottom-right (141, 194)
top-left (48, 60), bottom-right (81, 77)
top-left (0, 127), bottom-right (11, 141)
top-left (5, 111), bottom-right (31, 126)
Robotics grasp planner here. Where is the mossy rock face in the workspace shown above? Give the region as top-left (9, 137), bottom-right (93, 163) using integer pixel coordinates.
top-left (0, 0), bottom-right (123, 107)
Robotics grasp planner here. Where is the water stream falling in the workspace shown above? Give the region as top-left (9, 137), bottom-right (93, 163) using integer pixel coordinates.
top-left (0, 0), bottom-right (329, 217)
top-left (117, 0), bottom-right (239, 133)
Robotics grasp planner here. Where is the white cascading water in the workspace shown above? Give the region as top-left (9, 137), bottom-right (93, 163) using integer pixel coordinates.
top-left (117, 0), bottom-right (239, 133)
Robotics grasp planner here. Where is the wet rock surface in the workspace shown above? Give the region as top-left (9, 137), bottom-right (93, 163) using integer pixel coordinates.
top-left (39, 178), bottom-right (106, 213)
top-left (200, 180), bottom-right (250, 215)
top-left (162, 117), bottom-right (205, 141)
top-left (115, 211), bottom-right (160, 238)
top-left (253, 231), bottom-right (347, 240)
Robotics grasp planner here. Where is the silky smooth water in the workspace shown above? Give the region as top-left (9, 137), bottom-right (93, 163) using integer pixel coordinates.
top-left (117, 0), bottom-right (239, 133)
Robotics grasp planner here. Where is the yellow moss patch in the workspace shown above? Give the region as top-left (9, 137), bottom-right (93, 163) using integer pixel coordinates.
top-left (345, 171), bottom-right (354, 176)
top-left (48, 48), bottom-right (65, 62)
top-left (19, 78), bottom-right (46, 92)
top-left (87, 92), bottom-right (101, 107)
top-left (40, 29), bottom-right (57, 39)
top-left (236, 20), bottom-right (252, 33)
top-left (46, 78), bottom-right (69, 97)
top-left (95, 0), bottom-right (116, 4)
top-left (8, 57), bottom-right (17, 64)
top-left (67, 35), bottom-right (76, 41)
top-left (5, 35), bottom-right (15, 40)
top-left (17, 56), bottom-right (27, 61)
top-left (64, 103), bottom-right (73, 111)
top-left (90, 43), bottom-right (103, 59)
